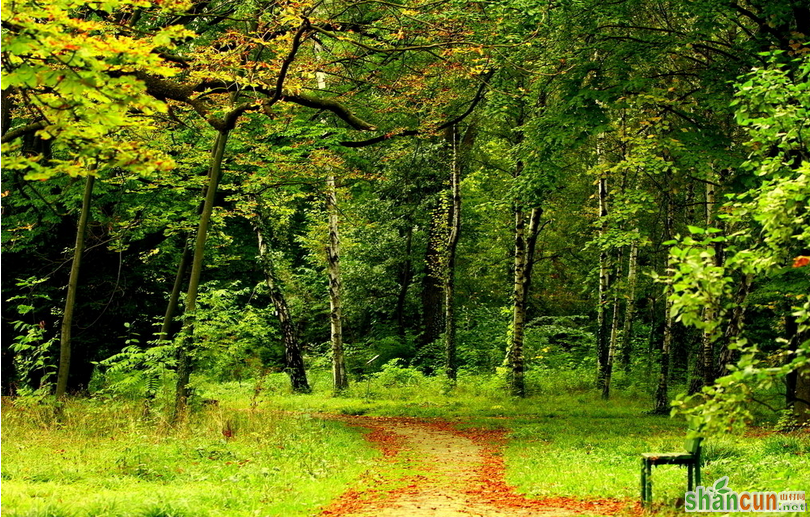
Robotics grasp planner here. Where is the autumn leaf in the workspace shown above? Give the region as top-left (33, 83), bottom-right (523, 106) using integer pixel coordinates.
top-left (793, 256), bottom-right (810, 268)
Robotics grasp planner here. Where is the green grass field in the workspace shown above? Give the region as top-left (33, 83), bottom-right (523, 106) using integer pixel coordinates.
top-left (2, 369), bottom-right (808, 516)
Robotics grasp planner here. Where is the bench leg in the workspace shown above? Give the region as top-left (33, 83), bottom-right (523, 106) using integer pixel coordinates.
top-left (687, 463), bottom-right (694, 492)
top-left (695, 459), bottom-right (701, 488)
top-left (641, 459), bottom-right (652, 506)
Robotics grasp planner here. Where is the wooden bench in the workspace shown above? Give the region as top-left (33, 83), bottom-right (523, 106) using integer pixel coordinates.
top-left (641, 436), bottom-right (702, 506)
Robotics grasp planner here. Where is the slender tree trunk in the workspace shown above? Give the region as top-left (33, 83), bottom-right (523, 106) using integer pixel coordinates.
top-left (444, 129), bottom-right (462, 383)
top-left (508, 205), bottom-right (527, 397)
top-left (253, 206), bottom-right (311, 393)
top-left (786, 302), bottom-right (810, 424)
top-left (603, 247), bottom-right (623, 399)
top-left (140, 237), bottom-right (191, 409)
top-left (619, 239), bottom-right (639, 372)
top-left (689, 179), bottom-right (720, 394)
top-left (507, 204), bottom-right (542, 397)
top-left (783, 311), bottom-right (810, 425)
top-left (795, 366), bottom-right (810, 425)
top-left (326, 173), bottom-right (348, 392)
top-left (55, 173), bottom-right (95, 399)
top-left (174, 129), bottom-right (229, 418)
top-left (157, 168), bottom-right (217, 345)
top-left (158, 238), bottom-right (192, 342)
top-left (596, 172), bottom-right (611, 392)
top-left (703, 179), bottom-right (720, 388)
top-left (714, 275), bottom-right (752, 379)
top-left (791, 318), bottom-right (810, 424)
top-left (653, 193), bottom-right (675, 414)
top-left (420, 207), bottom-right (446, 361)
top-left (395, 226), bottom-right (414, 339)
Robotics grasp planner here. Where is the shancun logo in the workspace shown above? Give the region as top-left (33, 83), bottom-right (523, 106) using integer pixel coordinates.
top-left (685, 476), bottom-right (806, 512)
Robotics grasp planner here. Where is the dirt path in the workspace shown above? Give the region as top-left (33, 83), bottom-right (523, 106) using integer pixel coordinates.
top-left (318, 416), bottom-right (639, 517)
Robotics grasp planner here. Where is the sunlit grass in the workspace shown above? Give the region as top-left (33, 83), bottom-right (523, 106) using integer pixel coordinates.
top-left (1, 397), bottom-right (378, 517)
top-left (204, 368), bottom-right (810, 509)
top-left (4, 368), bottom-right (808, 516)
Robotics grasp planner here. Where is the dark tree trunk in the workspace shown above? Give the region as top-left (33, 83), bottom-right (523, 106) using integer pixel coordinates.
top-left (394, 226), bottom-right (414, 339)
top-left (174, 129), bottom-right (229, 419)
top-left (714, 275), bottom-right (752, 380)
top-left (253, 204), bottom-right (310, 393)
top-left (653, 192), bottom-right (675, 415)
top-left (158, 238), bottom-right (192, 343)
top-left (784, 312), bottom-right (809, 424)
top-left (420, 207), bottom-right (446, 360)
top-left (56, 173), bottom-right (95, 399)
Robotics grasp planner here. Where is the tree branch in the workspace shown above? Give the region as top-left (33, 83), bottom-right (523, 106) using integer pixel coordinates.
top-left (1, 121), bottom-right (46, 143)
top-left (338, 70), bottom-right (493, 147)
top-left (282, 93), bottom-right (376, 130)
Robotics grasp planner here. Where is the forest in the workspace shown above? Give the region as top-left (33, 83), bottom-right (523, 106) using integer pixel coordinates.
top-left (1, 0), bottom-right (809, 515)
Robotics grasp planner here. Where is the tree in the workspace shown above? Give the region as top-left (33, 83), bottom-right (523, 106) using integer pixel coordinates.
top-left (55, 173), bottom-right (94, 399)
top-left (671, 51), bottom-right (810, 430)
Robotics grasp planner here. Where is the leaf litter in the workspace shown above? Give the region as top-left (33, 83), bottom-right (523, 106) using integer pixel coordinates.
top-left (318, 416), bottom-right (640, 517)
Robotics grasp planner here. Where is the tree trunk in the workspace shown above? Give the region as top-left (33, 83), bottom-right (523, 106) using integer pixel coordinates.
top-left (420, 204), bottom-right (446, 361)
top-left (784, 304), bottom-right (810, 424)
top-left (253, 203), bottom-right (311, 393)
top-left (394, 226), bottom-right (414, 339)
top-left (596, 172), bottom-right (610, 393)
top-left (174, 129), bottom-right (229, 418)
top-left (653, 193), bottom-right (675, 414)
top-left (157, 167), bottom-right (219, 346)
top-left (603, 247), bottom-right (623, 400)
top-left (55, 173), bottom-right (95, 399)
top-left (795, 366), bottom-right (810, 425)
top-left (714, 275), bottom-right (752, 379)
top-left (444, 128), bottom-right (462, 383)
top-left (507, 204), bottom-right (542, 398)
top-left (158, 237), bottom-right (192, 342)
top-left (619, 239), bottom-right (639, 372)
top-left (689, 179), bottom-right (720, 394)
top-left (326, 173), bottom-right (349, 392)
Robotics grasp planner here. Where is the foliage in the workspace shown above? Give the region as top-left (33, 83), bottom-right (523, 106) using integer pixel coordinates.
top-left (2, 0), bottom-right (809, 455)
top-left (1, 0), bottom-right (190, 179)
top-left (6, 277), bottom-right (59, 394)
top-left (669, 51), bottom-right (810, 434)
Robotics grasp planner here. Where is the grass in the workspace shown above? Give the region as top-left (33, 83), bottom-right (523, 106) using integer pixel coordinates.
top-left (1, 397), bottom-right (378, 517)
top-left (203, 368), bottom-right (810, 509)
top-left (3, 368), bottom-right (808, 516)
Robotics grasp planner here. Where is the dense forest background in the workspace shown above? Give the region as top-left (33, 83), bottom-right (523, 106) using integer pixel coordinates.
top-left (2, 0), bottom-right (808, 426)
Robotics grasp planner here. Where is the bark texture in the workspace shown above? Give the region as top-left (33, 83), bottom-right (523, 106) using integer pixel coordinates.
top-left (506, 205), bottom-right (542, 397)
top-left (653, 193), bottom-right (675, 415)
top-left (596, 172), bottom-right (611, 394)
top-left (174, 129), bottom-right (229, 418)
top-left (56, 173), bottom-right (95, 399)
top-left (618, 239), bottom-right (639, 372)
top-left (253, 203), bottom-right (311, 393)
top-left (443, 129), bottom-right (462, 383)
top-left (327, 173), bottom-right (349, 392)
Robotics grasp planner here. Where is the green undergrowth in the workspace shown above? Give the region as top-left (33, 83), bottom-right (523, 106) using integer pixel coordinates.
top-left (4, 368), bottom-right (807, 516)
top-left (503, 408), bottom-right (810, 510)
top-left (0, 397), bottom-right (378, 517)
top-left (202, 368), bottom-right (810, 512)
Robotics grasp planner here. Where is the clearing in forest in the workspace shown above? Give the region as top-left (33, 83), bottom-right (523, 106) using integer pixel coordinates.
top-left (319, 416), bottom-right (639, 517)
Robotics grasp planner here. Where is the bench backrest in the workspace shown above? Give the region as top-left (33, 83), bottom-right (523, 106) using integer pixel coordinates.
top-left (684, 436), bottom-right (703, 456)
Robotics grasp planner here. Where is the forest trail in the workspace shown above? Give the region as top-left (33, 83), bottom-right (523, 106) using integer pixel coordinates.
top-left (318, 416), bottom-right (638, 517)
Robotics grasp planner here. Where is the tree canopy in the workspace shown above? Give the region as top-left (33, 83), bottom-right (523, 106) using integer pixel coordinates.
top-left (2, 0), bottom-right (808, 428)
